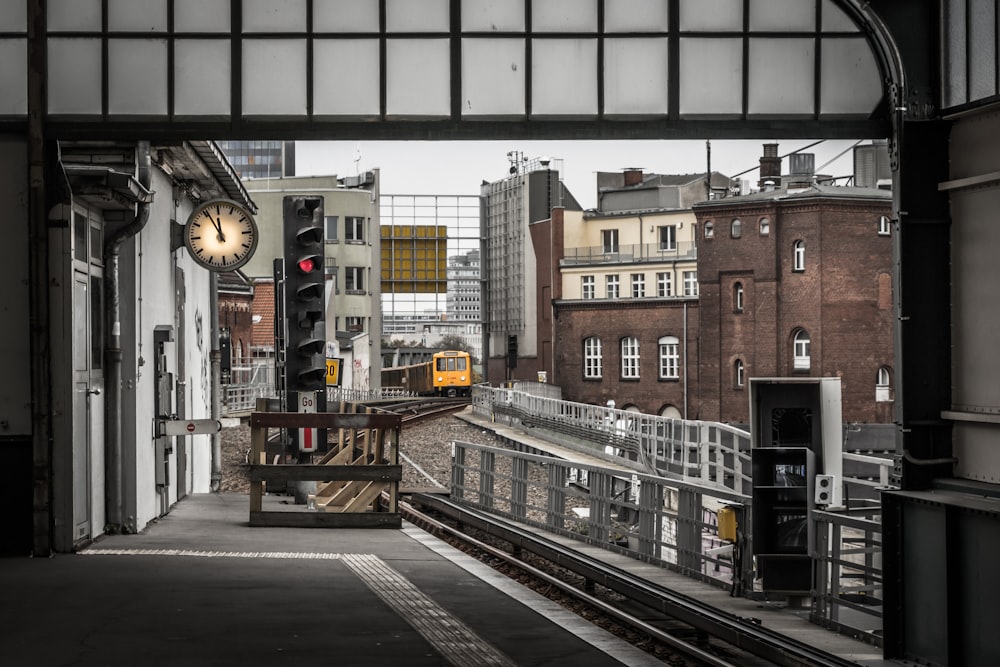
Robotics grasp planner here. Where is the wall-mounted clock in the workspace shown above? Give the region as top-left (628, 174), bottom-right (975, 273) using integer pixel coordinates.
top-left (183, 199), bottom-right (259, 272)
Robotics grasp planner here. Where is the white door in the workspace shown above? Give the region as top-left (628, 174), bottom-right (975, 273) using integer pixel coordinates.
top-left (71, 208), bottom-right (105, 543)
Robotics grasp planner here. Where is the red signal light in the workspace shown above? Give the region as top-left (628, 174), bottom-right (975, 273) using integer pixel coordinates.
top-left (297, 257), bottom-right (316, 273)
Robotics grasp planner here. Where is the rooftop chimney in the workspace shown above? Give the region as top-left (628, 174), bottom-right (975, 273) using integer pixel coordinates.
top-left (623, 168), bottom-right (644, 187)
top-left (788, 153), bottom-right (815, 188)
top-left (758, 143), bottom-right (781, 189)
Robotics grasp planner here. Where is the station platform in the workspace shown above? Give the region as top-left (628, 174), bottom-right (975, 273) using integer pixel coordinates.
top-left (0, 493), bottom-right (663, 667)
top-left (0, 411), bottom-right (900, 667)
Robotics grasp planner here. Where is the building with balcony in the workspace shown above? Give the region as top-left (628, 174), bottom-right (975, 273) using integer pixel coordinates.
top-left (549, 171), bottom-right (717, 417)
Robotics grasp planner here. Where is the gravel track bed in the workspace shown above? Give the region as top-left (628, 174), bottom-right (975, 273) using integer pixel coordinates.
top-left (219, 414), bottom-right (507, 495)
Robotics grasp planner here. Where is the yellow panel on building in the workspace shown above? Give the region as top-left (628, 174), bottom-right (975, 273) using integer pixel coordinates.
top-left (380, 224), bottom-right (449, 294)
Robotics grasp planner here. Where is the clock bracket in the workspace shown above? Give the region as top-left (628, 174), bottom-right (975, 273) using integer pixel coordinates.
top-left (169, 218), bottom-right (185, 253)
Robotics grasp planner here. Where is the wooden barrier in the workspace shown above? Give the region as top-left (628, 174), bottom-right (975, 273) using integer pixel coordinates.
top-left (247, 403), bottom-right (402, 528)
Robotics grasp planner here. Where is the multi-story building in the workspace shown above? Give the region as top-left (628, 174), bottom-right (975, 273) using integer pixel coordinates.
top-left (446, 248), bottom-right (481, 322)
top-left (553, 206), bottom-right (700, 417)
top-left (217, 140), bottom-right (295, 181)
top-left (694, 166), bottom-right (894, 434)
top-left (535, 154), bottom-right (893, 437)
top-left (480, 158), bottom-right (581, 382)
top-left (547, 169), bottom-right (730, 415)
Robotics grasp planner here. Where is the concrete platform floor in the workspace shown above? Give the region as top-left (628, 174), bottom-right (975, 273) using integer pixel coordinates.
top-left (0, 493), bottom-right (665, 667)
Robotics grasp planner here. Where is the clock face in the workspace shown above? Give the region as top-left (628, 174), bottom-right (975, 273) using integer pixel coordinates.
top-left (184, 199), bottom-right (259, 272)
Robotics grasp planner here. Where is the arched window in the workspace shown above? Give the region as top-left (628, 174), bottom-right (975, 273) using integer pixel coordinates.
top-left (583, 337), bottom-right (602, 379)
top-left (793, 239), bottom-right (806, 271)
top-left (734, 359), bottom-right (745, 388)
top-left (621, 336), bottom-right (640, 379)
top-left (658, 335), bottom-right (679, 379)
top-left (704, 221), bottom-right (714, 239)
top-left (876, 366), bottom-right (893, 402)
top-left (793, 329), bottom-right (811, 370)
top-left (734, 282), bottom-right (744, 312)
top-left (759, 217), bottom-right (770, 235)
top-left (731, 218), bottom-right (742, 238)
top-left (660, 405), bottom-right (682, 420)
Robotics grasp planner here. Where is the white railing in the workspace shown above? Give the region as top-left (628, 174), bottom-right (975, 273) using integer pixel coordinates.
top-left (473, 384), bottom-right (753, 495)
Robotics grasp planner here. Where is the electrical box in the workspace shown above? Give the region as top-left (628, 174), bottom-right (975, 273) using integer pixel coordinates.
top-left (717, 506), bottom-right (738, 542)
top-left (747, 377), bottom-right (843, 596)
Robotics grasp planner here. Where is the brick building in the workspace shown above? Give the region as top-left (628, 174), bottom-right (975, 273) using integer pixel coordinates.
top-left (217, 271), bottom-right (254, 383)
top-left (694, 182), bottom-right (894, 427)
top-left (543, 155), bottom-right (894, 433)
top-left (546, 171), bottom-right (723, 416)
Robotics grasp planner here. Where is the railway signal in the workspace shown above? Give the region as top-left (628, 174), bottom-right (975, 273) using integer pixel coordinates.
top-left (282, 195), bottom-right (327, 452)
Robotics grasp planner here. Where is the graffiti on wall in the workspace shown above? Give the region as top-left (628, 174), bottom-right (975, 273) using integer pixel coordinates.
top-left (195, 308), bottom-right (209, 403)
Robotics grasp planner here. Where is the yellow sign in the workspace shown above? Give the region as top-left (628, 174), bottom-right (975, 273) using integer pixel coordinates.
top-left (326, 358), bottom-right (342, 387)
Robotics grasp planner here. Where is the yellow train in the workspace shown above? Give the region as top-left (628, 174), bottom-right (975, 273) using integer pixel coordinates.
top-left (382, 350), bottom-right (473, 397)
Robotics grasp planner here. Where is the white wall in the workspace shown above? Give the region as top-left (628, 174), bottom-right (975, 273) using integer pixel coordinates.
top-left (123, 167), bottom-right (216, 530)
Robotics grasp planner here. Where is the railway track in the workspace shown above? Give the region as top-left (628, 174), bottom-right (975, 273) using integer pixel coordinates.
top-left (356, 396), bottom-right (470, 423)
top-left (359, 407), bottom-right (862, 665)
top-left (400, 493), bottom-right (861, 667)
top-left (382, 406), bottom-right (858, 667)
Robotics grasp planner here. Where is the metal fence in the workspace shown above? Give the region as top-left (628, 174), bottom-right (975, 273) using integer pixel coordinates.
top-left (222, 356), bottom-right (277, 415)
top-left (812, 503), bottom-right (883, 643)
top-left (469, 384), bottom-right (887, 644)
top-left (473, 384), bottom-right (753, 495)
top-left (450, 438), bottom-right (751, 589)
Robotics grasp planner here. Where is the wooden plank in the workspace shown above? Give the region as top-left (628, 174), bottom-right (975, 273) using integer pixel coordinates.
top-left (315, 453), bottom-right (369, 498)
top-left (324, 479), bottom-right (369, 507)
top-left (250, 411), bottom-right (401, 430)
top-left (339, 482), bottom-right (386, 513)
top-left (249, 398), bottom-right (268, 513)
top-left (385, 425), bottom-right (399, 512)
top-left (249, 511), bottom-right (402, 529)
top-left (319, 442), bottom-right (355, 466)
top-left (248, 464), bottom-right (402, 483)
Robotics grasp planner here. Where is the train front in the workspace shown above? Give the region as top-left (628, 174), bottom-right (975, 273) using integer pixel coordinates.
top-left (432, 350), bottom-right (472, 397)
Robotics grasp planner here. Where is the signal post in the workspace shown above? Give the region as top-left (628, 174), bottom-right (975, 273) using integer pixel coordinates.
top-left (282, 196), bottom-right (328, 466)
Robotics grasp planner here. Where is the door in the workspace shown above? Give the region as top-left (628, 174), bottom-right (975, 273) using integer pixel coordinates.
top-left (71, 208), bottom-right (105, 544)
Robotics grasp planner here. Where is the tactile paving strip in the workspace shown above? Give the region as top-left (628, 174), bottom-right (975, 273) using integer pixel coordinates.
top-left (341, 553), bottom-right (518, 667)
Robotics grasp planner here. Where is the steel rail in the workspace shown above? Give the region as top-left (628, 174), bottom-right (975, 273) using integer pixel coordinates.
top-left (409, 493), bottom-right (859, 667)
top-left (398, 497), bottom-right (738, 667)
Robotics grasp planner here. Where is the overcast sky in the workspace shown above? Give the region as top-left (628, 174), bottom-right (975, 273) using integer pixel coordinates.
top-left (295, 138), bottom-right (864, 209)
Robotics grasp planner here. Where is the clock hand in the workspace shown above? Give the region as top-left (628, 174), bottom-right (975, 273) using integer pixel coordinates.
top-left (213, 216), bottom-right (227, 243)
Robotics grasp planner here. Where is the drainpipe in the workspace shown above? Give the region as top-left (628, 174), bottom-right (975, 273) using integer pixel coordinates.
top-left (683, 301), bottom-right (688, 420)
top-left (211, 273), bottom-right (222, 491)
top-left (103, 141), bottom-right (152, 531)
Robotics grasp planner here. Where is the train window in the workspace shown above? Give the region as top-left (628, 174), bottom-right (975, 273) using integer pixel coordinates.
top-left (435, 352), bottom-right (467, 372)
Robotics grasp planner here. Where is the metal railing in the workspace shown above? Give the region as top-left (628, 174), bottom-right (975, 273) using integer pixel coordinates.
top-left (812, 503), bottom-right (883, 644)
top-left (561, 241), bottom-right (697, 266)
top-left (468, 384), bottom-right (888, 644)
top-left (222, 356), bottom-right (277, 415)
top-left (223, 384), bottom-right (275, 415)
top-left (473, 384), bottom-right (753, 495)
top-left (450, 438), bottom-right (751, 590)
